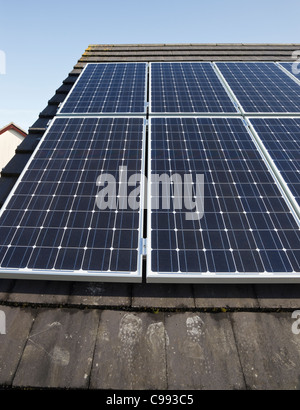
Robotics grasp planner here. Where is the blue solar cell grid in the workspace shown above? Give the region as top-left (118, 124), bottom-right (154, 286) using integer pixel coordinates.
top-left (279, 62), bottom-right (300, 79)
top-left (216, 62), bottom-right (300, 113)
top-left (59, 63), bottom-right (147, 114)
top-left (2, 59), bottom-right (300, 284)
top-left (150, 62), bottom-right (238, 114)
top-left (249, 118), bottom-right (300, 208)
top-left (0, 117), bottom-right (145, 281)
top-left (148, 117), bottom-right (300, 281)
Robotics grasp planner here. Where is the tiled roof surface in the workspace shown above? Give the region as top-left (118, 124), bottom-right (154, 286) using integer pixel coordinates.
top-left (0, 44), bottom-right (300, 390)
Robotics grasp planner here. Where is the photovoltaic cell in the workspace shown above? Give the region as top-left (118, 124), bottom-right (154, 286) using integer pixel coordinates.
top-left (249, 117), bottom-right (300, 207)
top-left (279, 62), bottom-right (300, 79)
top-left (216, 62), bottom-right (300, 113)
top-left (150, 62), bottom-right (238, 114)
top-left (59, 63), bottom-right (147, 114)
top-left (148, 117), bottom-right (300, 282)
top-left (2, 59), bottom-right (300, 285)
top-left (0, 117), bottom-right (145, 281)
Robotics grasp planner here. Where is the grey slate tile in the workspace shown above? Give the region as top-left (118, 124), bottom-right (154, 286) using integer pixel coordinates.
top-left (90, 310), bottom-right (167, 390)
top-left (1, 153), bottom-right (31, 177)
top-left (0, 306), bottom-right (35, 386)
top-left (55, 83), bottom-right (73, 94)
top-left (132, 283), bottom-right (195, 309)
top-left (165, 312), bottom-right (245, 390)
top-left (193, 284), bottom-right (259, 309)
top-left (0, 280), bottom-right (14, 302)
top-left (29, 117), bottom-right (48, 132)
top-left (39, 104), bottom-right (58, 118)
top-left (7, 280), bottom-right (71, 306)
top-left (87, 44), bottom-right (300, 52)
top-left (15, 135), bottom-right (40, 153)
top-left (48, 93), bottom-right (67, 105)
top-left (0, 177), bottom-right (18, 207)
top-left (68, 282), bottom-right (131, 307)
top-left (13, 308), bottom-right (100, 389)
top-left (231, 312), bottom-right (300, 390)
top-left (255, 285), bottom-right (300, 309)
top-left (69, 68), bottom-right (83, 76)
top-left (83, 44), bottom-right (300, 64)
top-left (62, 75), bottom-right (78, 85)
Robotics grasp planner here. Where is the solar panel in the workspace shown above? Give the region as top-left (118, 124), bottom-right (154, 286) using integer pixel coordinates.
top-left (216, 62), bottom-right (300, 114)
top-left (3, 58), bottom-right (300, 284)
top-left (150, 62), bottom-right (238, 114)
top-left (248, 117), bottom-right (300, 209)
top-left (279, 62), bottom-right (300, 79)
top-left (147, 117), bottom-right (300, 282)
top-left (0, 117), bottom-right (146, 281)
top-left (58, 63), bottom-right (147, 115)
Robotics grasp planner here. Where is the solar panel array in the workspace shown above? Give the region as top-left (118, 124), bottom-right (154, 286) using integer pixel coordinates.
top-left (0, 61), bottom-right (299, 283)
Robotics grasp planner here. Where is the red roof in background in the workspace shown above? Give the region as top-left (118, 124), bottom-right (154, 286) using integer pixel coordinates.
top-left (0, 122), bottom-right (27, 138)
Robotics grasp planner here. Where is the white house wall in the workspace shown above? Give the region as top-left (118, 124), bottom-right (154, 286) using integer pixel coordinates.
top-left (0, 129), bottom-right (24, 171)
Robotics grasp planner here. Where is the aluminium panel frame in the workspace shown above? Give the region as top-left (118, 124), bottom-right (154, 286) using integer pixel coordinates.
top-left (146, 116), bottom-right (300, 284)
top-left (0, 115), bottom-right (147, 283)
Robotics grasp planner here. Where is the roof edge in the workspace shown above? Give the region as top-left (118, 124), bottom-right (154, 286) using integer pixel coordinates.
top-left (87, 42), bottom-right (300, 48)
top-left (0, 123), bottom-right (27, 138)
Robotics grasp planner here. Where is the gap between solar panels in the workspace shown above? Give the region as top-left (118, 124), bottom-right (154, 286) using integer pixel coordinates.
top-left (0, 62), bottom-right (299, 283)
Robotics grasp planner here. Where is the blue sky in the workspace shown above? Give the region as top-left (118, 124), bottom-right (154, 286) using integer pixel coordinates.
top-left (1, 0), bottom-right (300, 131)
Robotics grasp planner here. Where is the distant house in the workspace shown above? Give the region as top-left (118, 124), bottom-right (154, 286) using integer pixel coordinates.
top-left (0, 122), bottom-right (27, 172)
